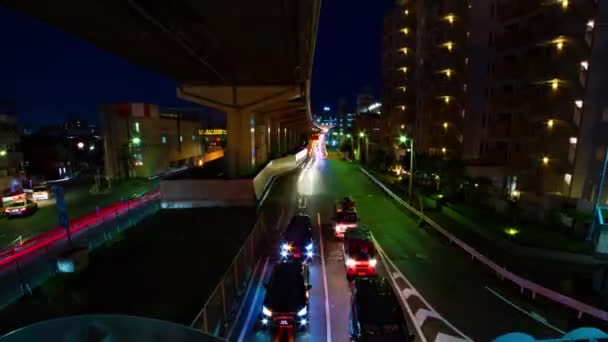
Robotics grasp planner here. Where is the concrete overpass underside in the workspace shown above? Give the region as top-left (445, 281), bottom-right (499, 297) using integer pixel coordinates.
top-left (3, 0), bottom-right (321, 176)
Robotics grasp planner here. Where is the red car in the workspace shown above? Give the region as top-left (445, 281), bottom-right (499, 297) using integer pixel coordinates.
top-left (343, 227), bottom-right (377, 281)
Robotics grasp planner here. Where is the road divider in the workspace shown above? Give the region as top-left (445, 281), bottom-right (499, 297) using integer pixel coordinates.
top-left (360, 166), bottom-right (608, 324)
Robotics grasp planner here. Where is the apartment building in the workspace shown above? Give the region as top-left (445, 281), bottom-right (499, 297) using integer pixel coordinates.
top-left (489, 0), bottom-right (604, 198)
top-left (383, 0), bottom-right (474, 159)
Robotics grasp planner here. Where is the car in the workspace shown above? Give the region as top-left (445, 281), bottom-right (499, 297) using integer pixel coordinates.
top-left (349, 277), bottom-right (413, 341)
top-left (280, 214), bottom-right (314, 263)
top-left (344, 227), bottom-right (377, 280)
top-left (336, 196), bottom-right (356, 214)
top-left (334, 208), bottom-right (359, 238)
top-left (2, 190), bottom-right (26, 204)
top-left (3, 199), bottom-right (38, 217)
top-left (29, 185), bottom-right (51, 201)
top-left (260, 262), bottom-right (311, 330)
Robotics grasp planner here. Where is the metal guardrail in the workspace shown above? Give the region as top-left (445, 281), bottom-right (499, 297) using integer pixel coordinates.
top-left (0, 191), bottom-right (161, 308)
top-left (359, 166), bottom-right (608, 323)
top-left (190, 217), bottom-right (270, 337)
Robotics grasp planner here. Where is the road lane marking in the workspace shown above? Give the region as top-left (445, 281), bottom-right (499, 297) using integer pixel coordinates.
top-left (485, 286), bottom-right (565, 334)
top-left (415, 308), bottom-right (440, 326)
top-left (318, 211), bottom-right (332, 342)
top-left (238, 257), bottom-right (270, 342)
top-left (373, 235), bottom-right (472, 341)
top-left (298, 195), bottom-right (307, 209)
top-left (376, 244), bottom-right (427, 342)
top-left (434, 332), bottom-right (469, 342)
top-left (227, 258), bottom-right (262, 341)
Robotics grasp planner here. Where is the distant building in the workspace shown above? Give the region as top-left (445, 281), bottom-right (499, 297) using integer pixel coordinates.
top-left (100, 103), bottom-right (206, 179)
top-left (0, 113), bottom-right (24, 191)
top-left (356, 91), bottom-right (375, 115)
top-left (22, 119), bottom-right (102, 181)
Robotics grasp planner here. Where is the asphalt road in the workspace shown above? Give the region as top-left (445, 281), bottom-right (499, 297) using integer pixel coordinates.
top-left (230, 138), bottom-right (595, 341)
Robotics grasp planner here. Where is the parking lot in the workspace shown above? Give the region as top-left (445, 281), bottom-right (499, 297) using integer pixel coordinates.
top-left (0, 178), bottom-right (156, 249)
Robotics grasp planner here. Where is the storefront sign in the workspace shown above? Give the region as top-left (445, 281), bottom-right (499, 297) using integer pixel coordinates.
top-left (199, 129), bottom-right (227, 136)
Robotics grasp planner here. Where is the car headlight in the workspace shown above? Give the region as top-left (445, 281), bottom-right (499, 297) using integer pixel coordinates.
top-left (281, 243), bottom-right (290, 251)
top-left (369, 258), bottom-right (377, 267)
top-left (297, 306), bottom-right (307, 317)
top-left (262, 306), bottom-right (272, 317)
top-left (306, 242), bottom-right (313, 251)
top-left (346, 258), bottom-right (356, 267)
top-left (280, 250), bottom-right (288, 258)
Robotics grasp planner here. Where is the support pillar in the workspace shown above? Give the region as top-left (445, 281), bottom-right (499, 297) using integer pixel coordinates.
top-left (226, 109), bottom-right (255, 178)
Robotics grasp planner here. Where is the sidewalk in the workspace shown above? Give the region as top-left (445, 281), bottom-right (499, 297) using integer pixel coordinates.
top-left (363, 167), bottom-right (608, 309)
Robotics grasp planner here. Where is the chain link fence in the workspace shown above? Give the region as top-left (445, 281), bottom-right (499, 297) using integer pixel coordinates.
top-left (0, 193), bottom-right (160, 308)
top-left (190, 215), bottom-right (273, 337)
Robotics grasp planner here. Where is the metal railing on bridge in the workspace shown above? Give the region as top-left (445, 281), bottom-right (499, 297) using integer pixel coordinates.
top-left (190, 215), bottom-right (272, 338)
top-left (0, 191), bottom-right (160, 308)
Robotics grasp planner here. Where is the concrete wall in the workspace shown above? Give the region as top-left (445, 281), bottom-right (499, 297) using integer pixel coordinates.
top-left (160, 179), bottom-right (254, 208)
top-left (161, 148), bottom-right (307, 208)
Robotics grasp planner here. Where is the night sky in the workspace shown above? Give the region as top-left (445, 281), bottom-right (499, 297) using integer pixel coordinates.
top-left (0, 1), bottom-right (392, 129)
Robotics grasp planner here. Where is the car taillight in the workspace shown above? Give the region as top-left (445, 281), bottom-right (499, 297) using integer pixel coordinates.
top-left (18, 208), bottom-right (26, 212)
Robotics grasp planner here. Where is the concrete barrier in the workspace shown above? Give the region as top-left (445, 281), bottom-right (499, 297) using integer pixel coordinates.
top-left (160, 179), bottom-right (254, 208)
top-left (161, 149), bottom-right (307, 208)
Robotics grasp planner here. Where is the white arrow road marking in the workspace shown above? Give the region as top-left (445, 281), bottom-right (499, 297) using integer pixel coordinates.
top-left (415, 308), bottom-right (440, 326)
top-left (434, 332), bottom-right (470, 342)
top-left (402, 288), bottom-right (417, 299)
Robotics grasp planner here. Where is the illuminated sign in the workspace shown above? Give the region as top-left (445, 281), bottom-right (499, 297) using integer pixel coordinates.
top-left (199, 129), bottom-right (227, 136)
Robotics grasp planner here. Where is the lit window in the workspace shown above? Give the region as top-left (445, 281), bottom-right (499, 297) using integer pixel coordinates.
top-left (575, 99), bottom-right (583, 108)
top-left (192, 135), bottom-right (196, 141)
top-left (161, 136), bottom-right (167, 144)
top-left (134, 122), bottom-right (140, 133)
top-left (560, 0), bottom-right (568, 9)
top-left (580, 61), bottom-right (589, 70)
top-left (442, 41), bottom-right (454, 51)
top-left (179, 135), bottom-right (183, 142)
top-left (399, 66), bottom-right (408, 73)
top-left (404, 9), bottom-right (409, 15)
top-left (399, 47), bottom-right (409, 55)
top-left (401, 27), bottom-right (409, 35)
top-left (553, 36), bottom-right (566, 51)
top-left (587, 20), bottom-right (595, 30)
top-left (570, 137), bottom-right (577, 144)
top-left (444, 14), bottom-right (456, 24)
top-left (550, 78), bottom-right (560, 90)
top-left (564, 173), bottom-right (572, 185)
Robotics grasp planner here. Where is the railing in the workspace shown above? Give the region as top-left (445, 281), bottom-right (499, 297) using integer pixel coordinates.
top-left (0, 191), bottom-right (161, 308)
top-left (190, 216), bottom-right (271, 337)
top-left (359, 167), bottom-right (608, 323)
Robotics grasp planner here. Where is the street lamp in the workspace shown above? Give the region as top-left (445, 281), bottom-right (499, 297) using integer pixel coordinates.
top-left (542, 156), bottom-right (549, 165)
top-left (0, 150), bottom-right (6, 157)
top-left (77, 142), bottom-right (85, 150)
top-left (358, 132), bottom-right (368, 163)
top-left (398, 135), bottom-right (415, 203)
